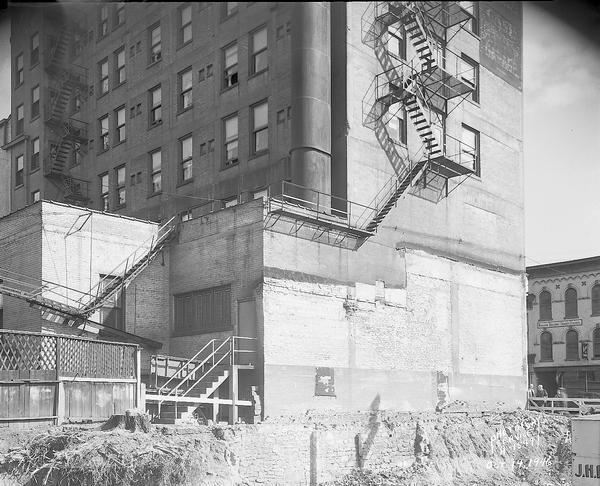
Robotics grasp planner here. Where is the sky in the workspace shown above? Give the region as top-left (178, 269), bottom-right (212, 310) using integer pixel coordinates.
top-left (0, 2), bottom-right (598, 266)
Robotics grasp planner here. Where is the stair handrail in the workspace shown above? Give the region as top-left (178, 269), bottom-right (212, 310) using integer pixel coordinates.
top-left (180, 337), bottom-right (233, 399)
top-left (156, 339), bottom-right (218, 395)
top-left (76, 216), bottom-right (177, 313)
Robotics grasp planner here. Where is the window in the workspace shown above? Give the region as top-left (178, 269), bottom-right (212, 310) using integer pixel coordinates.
top-left (461, 124), bottom-right (480, 175)
top-left (223, 114), bottom-right (238, 167)
top-left (224, 2), bottom-right (238, 17)
top-left (99, 5), bottom-right (109, 38)
top-left (72, 89), bottom-right (82, 114)
top-left (115, 47), bottom-right (126, 85)
top-left (179, 4), bottom-right (192, 46)
top-left (593, 284), bottom-right (600, 316)
top-left (174, 285), bottom-right (232, 334)
top-left (594, 328), bottom-right (600, 359)
top-left (539, 290), bottom-right (552, 321)
top-left (15, 54), bottom-right (24, 87)
top-left (100, 173), bottom-right (109, 210)
top-left (179, 67), bottom-right (193, 111)
top-left (16, 104), bottom-right (24, 135)
top-left (115, 106), bottom-right (126, 143)
top-left (149, 24), bottom-right (162, 63)
top-left (31, 85), bottom-right (40, 118)
top-left (114, 3), bottom-right (125, 27)
top-left (180, 135), bottom-right (193, 182)
top-left (387, 104), bottom-right (407, 145)
top-left (99, 275), bottom-right (126, 330)
top-left (387, 25), bottom-right (405, 60)
top-left (251, 101), bottom-right (268, 153)
top-left (566, 329), bottom-right (579, 360)
top-left (181, 209), bottom-right (192, 222)
top-left (31, 190), bottom-right (40, 203)
top-left (565, 287), bottom-right (578, 318)
top-left (149, 85), bottom-right (162, 125)
top-left (115, 166), bottom-right (126, 206)
top-left (461, 54), bottom-right (479, 103)
top-left (224, 197), bottom-right (238, 208)
top-left (99, 115), bottom-right (109, 151)
top-left (73, 142), bottom-right (82, 166)
top-left (459, 1), bottom-right (479, 35)
top-left (15, 155), bottom-right (24, 187)
top-left (31, 33), bottom-right (39, 66)
top-left (150, 149), bottom-right (162, 193)
top-left (250, 26), bottom-right (268, 74)
top-left (223, 43), bottom-right (238, 89)
top-left (99, 58), bottom-right (109, 95)
top-left (540, 331), bottom-right (553, 361)
top-left (31, 137), bottom-right (40, 171)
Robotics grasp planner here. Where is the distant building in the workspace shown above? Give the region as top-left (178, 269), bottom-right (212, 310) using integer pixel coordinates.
top-left (2, 2), bottom-right (526, 419)
top-left (0, 116), bottom-right (11, 218)
top-left (527, 257), bottom-right (600, 398)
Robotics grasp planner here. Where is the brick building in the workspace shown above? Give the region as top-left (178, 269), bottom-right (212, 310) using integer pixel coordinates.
top-left (0, 116), bottom-right (11, 217)
top-left (2, 2), bottom-right (526, 419)
top-left (527, 257), bottom-right (600, 398)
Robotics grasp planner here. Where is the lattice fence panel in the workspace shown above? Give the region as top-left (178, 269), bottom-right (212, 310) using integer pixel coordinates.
top-left (0, 333), bottom-right (57, 371)
top-left (58, 338), bottom-right (136, 379)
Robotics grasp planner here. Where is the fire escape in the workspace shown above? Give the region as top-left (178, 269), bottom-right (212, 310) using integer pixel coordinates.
top-left (43, 24), bottom-right (91, 205)
top-left (361, 1), bottom-right (479, 226)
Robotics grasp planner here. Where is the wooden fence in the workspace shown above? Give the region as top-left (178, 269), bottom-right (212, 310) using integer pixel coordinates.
top-left (527, 397), bottom-right (600, 415)
top-left (0, 329), bottom-right (141, 426)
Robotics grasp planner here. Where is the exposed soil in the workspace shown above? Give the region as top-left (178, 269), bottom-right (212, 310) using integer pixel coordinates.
top-left (0, 410), bottom-right (573, 486)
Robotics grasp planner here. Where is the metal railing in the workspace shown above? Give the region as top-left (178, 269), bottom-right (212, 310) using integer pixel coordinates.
top-left (268, 180), bottom-right (379, 233)
top-left (528, 397), bottom-right (600, 415)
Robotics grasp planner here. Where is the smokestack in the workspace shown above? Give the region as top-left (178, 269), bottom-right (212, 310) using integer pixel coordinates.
top-left (290, 2), bottom-right (332, 205)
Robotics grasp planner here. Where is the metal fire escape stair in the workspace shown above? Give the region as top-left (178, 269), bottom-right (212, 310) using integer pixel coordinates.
top-left (43, 25), bottom-right (90, 203)
top-left (146, 337), bottom-right (255, 424)
top-left (0, 217), bottom-right (178, 328)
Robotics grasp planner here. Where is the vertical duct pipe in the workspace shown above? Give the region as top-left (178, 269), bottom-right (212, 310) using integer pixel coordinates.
top-left (290, 2), bottom-right (332, 206)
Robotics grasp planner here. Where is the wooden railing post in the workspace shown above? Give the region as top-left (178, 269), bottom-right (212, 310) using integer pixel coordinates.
top-left (135, 347), bottom-right (142, 409)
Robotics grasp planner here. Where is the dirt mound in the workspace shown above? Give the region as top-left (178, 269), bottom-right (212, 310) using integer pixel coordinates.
top-left (0, 426), bottom-right (240, 486)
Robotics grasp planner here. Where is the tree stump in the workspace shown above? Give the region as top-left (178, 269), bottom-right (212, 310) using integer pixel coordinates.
top-left (101, 408), bottom-right (152, 433)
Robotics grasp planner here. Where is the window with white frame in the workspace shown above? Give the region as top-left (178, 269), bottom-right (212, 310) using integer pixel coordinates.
top-left (150, 149), bottom-right (162, 194)
top-left (99, 5), bottom-right (109, 37)
top-left (223, 43), bottom-right (238, 89)
top-left (115, 165), bottom-right (126, 206)
top-left (31, 32), bottom-right (39, 65)
top-left (31, 85), bottom-right (40, 118)
top-left (31, 137), bottom-right (40, 171)
top-left (99, 58), bottom-right (109, 95)
top-left (461, 124), bottom-right (479, 175)
top-left (16, 104), bottom-right (24, 135)
top-left (115, 3), bottom-right (125, 27)
top-left (179, 67), bottom-right (193, 111)
top-left (180, 4), bottom-right (192, 46)
top-left (115, 47), bottom-right (126, 85)
top-left (180, 135), bottom-right (193, 182)
top-left (387, 25), bottom-right (405, 60)
top-left (250, 27), bottom-right (268, 74)
top-left (15, 155), bottom-right (24, 187)
top-left (149, 85), bottom-right (162, 125)
top-left (251, 101), bottom-right (268, 153)
top-left (223, 114), bottom-right (239, 167)
top-left (16, 54), bottom-right (23, 87)
top-left (31, 190), bottom-right (40, 203)
top-left (99, 115), bottom-right (109, 151)
top-left (115, 106), bottom-right (126, 143)
top-left (149, 24), bottom-right (162, 63)
top-left (100, 173), bottom-right (109, 210)
top-left (461, 53), bottom-right (479, 103)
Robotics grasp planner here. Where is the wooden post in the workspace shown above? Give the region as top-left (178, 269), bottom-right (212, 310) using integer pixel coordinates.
top-left (310, 430), bottom-right (318, 486)
top-left (229, 365), bottom-right (238, 424)
top-left (54, 337), bottom-right (62, 425)
top-left (135, 347), bottom-right (142, 408)
top-left (213, 387), bottom-right (219, 423)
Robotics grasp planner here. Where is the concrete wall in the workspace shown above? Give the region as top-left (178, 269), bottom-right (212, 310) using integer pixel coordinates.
top-left (262, 229), bottom-right (527, 416)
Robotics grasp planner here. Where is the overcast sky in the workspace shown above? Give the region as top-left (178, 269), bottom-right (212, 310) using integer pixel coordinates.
top-left (0, 2), bottom-right (598, 266)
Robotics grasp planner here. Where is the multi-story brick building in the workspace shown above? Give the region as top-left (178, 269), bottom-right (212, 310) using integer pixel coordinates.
top-left (2, 1), bottom-right (526, 420)
top-left (527, 257), bottom-right (600, 398)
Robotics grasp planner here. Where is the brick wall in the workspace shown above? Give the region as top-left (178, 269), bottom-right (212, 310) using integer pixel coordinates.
top-left (0, 204), bottom-right (43, 332)
top-left (168, 198), bottom-right (264, 357)
top-left (262, 230), bottom-right (527, 416)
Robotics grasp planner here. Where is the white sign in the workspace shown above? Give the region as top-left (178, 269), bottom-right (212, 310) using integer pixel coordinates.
top-left (538, 318), bottom-right (582, 328)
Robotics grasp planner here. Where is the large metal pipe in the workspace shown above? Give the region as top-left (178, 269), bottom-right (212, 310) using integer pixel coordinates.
top-left (290, 2), bottom-right (332, 204)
